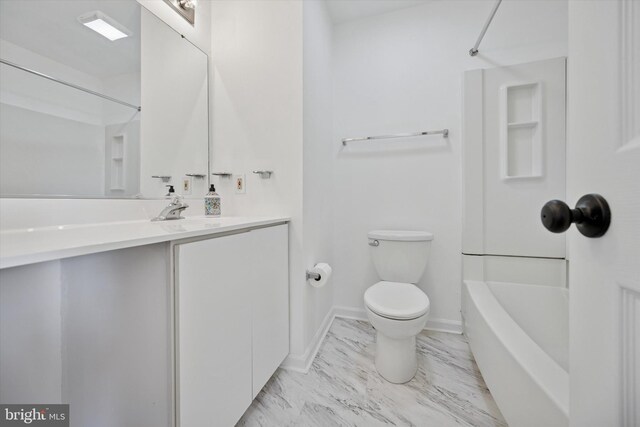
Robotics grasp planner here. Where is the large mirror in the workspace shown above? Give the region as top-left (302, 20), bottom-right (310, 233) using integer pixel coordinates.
top-left (0, 0), bottom-right (209, 199)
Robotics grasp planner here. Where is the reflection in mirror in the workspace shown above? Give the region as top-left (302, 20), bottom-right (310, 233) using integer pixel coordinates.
top-left (140, 8), bottom-right (209, 198)
top-left (0, 0), bottom-right (141, 198)
top-left (0, 0), bottom-right (209, 199)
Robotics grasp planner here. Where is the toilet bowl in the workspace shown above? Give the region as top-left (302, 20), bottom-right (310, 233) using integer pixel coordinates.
top-left (364, 230), bottom-right (433, 383)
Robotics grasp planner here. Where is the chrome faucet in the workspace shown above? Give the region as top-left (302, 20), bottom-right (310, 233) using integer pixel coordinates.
top-left (152, 196), bottom-right (189, 221)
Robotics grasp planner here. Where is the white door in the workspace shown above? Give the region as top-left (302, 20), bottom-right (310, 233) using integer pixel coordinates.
top-left (567, 1), bottom-right (640, 426)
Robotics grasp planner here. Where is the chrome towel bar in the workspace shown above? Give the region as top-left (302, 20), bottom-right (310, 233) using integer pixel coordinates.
top-left (342, 129), bottom-right (449, 146)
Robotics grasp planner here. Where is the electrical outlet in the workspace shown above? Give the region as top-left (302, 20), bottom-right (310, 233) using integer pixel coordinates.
top-left (234, 174), bottom-right (246, 194)
top-left (182, 177), bottom-right (192, 195)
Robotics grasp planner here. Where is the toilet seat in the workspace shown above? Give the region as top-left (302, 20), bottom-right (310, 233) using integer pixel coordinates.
top-left (364, 281), bottom-right (430, 320)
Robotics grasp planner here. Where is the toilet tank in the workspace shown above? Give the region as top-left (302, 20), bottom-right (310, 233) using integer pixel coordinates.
top-left (368, 230), bottom-right (433, 284)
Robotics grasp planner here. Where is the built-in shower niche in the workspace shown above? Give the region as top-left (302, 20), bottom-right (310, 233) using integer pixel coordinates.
top-left (109, 134), bottom-right (125, 192)
top-left (500, 82), bottom-right (542, 179)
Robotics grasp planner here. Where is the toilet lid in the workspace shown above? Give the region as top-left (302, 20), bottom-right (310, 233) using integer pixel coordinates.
top-left (364, 281), bottom-right (430, 320)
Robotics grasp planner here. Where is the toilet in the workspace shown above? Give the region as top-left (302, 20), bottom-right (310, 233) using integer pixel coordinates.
top-left (364, 230), bottom-right (433, 383)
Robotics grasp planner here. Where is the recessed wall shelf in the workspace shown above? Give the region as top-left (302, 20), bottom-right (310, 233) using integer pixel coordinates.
top-left (500, 82), bottom-right (543, 180)
top-left (109, 135), bottom-right (126, 191)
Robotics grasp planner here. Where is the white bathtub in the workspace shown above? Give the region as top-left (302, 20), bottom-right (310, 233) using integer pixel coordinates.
top-left (462, 280), bottom-right (569, 427)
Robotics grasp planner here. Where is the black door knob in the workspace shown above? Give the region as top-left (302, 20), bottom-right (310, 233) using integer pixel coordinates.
top-left (541, 194), bottom-right (611, 238)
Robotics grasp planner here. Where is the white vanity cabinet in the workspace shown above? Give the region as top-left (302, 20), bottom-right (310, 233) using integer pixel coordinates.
top-left (175, 223), bottom-right (289, 427)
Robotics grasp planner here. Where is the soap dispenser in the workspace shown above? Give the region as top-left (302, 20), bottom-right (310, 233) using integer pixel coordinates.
top-left (166, 185), bottom-right (175, 199)
top-left (204, 184), bottom-right (221, 217)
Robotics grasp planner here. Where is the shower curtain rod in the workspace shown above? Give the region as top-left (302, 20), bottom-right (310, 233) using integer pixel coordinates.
top-left (0, 58), bottom-right (142, 111)
top-left (469, 0), bottom-right (503, 56)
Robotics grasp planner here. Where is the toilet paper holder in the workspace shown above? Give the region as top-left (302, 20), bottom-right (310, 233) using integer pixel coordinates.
top-left (306, 263), bottom-right (332, 288)
top-left (306, 270), bottom-right (322, 281)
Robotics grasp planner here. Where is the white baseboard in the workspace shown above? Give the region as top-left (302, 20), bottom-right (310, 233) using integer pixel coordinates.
top-left (332, 305), bottom-right (367, 321)
top-left (281, 308), bottom-right (335, 373)
top-left (281, 306), bottom-right (462, 373)
top-left (332, 305), bottom-right (462, 334)
top-left (425, 318), bottom-right (463, 334)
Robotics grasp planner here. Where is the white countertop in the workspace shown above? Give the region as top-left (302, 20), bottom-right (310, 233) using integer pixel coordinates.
top-left (0, 216), bottom-right (289, 269)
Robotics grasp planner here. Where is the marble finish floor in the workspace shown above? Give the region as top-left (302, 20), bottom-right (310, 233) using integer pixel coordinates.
top-left (238, 317), bottom-right (506, 426)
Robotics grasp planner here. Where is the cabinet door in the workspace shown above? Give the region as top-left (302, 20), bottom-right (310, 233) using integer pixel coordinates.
top-left (250, 225), bottom-right (289, 397)
top-left (176, 231), bottom-right (253, 427)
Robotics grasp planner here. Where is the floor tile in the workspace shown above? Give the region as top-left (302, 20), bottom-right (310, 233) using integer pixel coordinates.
top-left (238, 318), bottom-right (506, 427)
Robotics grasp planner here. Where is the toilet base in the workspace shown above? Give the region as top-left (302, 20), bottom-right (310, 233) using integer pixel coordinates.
top-left (374, 332), bottom-right (418, 383)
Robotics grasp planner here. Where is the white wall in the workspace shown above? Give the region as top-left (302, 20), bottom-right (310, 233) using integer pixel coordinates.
top-left (302, 0), bottom-right (334, 356)
top-left (331, 0), bottom-right (568, 326)
top-left (211, 0), bottom-right (337, 360)
top-left (210, 0), bottom-right (307, 354)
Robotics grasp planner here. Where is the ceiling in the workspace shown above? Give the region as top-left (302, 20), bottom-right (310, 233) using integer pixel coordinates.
top-left (325, 0), bottom-right (432, 24)
top-left (0, 0), bottom-right (140, 79)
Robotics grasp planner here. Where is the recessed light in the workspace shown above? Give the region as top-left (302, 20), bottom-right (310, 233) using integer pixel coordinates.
top-left (77, 11), bottom-right (131, 41)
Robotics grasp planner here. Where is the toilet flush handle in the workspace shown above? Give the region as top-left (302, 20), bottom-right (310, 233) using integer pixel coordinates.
top-left (368, 239), bottom-right (380, 247)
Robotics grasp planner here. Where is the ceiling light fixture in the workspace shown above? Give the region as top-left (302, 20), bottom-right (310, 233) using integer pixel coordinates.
top-left (163, 0), bottom-right (196, 25)
top-left (178, 0), bottom-right (198, 10)
top-left (77, 11), bottom-right (131, 41)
